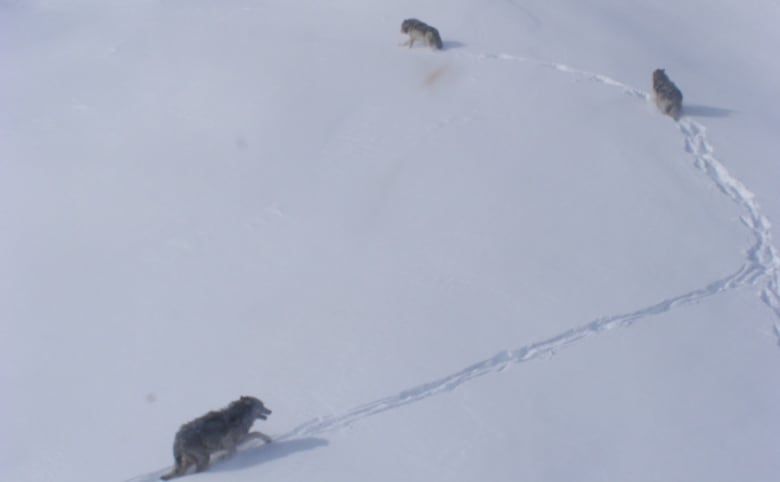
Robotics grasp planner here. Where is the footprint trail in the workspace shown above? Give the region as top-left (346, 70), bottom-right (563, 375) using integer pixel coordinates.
top-left (475, 50), bottom-right (780, 333)
top-left (278, 51), bottom-right (780, 440)
top-left (278, 261), bottom-right (757, 441)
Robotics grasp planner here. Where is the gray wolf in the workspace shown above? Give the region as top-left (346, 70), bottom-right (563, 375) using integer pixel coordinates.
top-left (161, 396), bottom-right (272, 480)
top-left (400, 18), bottom-right (443, 50)
top-left (652, 69), bottom-right (683, 120)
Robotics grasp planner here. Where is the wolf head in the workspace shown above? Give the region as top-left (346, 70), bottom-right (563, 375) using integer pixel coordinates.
top-left (653, 68), bottom-right (669, 84)
top-left (239, 396), bottom-right (272, 420)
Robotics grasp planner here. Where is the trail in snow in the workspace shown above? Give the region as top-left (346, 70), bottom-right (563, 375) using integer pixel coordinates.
top-left (677, 119), bottom-right (780, 325)
top-left (472, 50), bottom-right (780, 330)
top-left (277, 50), bottom-right (780, 441)
top-left (277, 263), bottom-right (757, 441)
top-left (474, 52), bottom-right (650, 100)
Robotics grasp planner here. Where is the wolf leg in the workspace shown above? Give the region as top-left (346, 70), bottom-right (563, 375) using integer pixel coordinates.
top-left (160, 452), bottom-right (192, 480)
top-left (160, 469), bottom-right (178, 481)
top-left (192, 452), bottom-right (210, 473)
top-left (161, 462), bottom-right (188, 480)
top-left (669, 105), bottom-right (681, 120)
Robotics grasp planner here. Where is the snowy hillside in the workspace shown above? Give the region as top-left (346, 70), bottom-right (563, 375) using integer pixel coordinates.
top-left (2, 1), bottom-right (779, 481)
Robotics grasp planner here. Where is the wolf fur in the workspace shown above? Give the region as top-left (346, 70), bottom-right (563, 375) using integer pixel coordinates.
top-left (400, 18), bottom-right (443, 50)
top-left (161, 396), bottom-right (272, 480)
top-left (652, 69), bottom-right (683, 120)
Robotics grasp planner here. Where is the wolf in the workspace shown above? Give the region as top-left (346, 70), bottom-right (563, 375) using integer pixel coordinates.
top-left (161, 396), bottom-right (272, 480)
top-left (652, 69), bottom-right (683, 120)
top-left (400, 18), bottom-right (443, 50)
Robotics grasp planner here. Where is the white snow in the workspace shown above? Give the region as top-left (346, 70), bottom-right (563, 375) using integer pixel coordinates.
top-left (2, 1), bottom-right (779, 481)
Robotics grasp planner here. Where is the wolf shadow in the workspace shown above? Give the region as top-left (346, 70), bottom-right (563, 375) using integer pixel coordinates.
top-left (211, 437), bottom-right (329, 473)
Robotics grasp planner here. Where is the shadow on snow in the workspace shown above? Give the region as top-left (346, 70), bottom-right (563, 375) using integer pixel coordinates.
top-left (211, 437), bottom-right (329, 473)
top-left (682, 104), bottom-right (734, 118)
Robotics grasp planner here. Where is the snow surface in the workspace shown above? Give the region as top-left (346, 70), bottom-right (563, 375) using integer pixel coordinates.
top-left (2, 1), bottom-right (780, 481)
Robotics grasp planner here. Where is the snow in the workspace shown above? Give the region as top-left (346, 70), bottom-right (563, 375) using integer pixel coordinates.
top-left (2, 1), bottom-right (779, 481)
